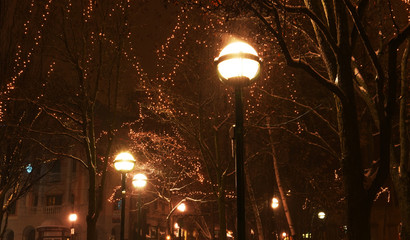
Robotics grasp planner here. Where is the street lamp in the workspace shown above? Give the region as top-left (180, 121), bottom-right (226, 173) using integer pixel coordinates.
top-left (132, 173), bottom-right (147, 188)
top-left (317, 211), bottom-right (326, 220)
top-left (215, 41), bottom-right (262, 240)
top-left (271, 197), bottom-right (279, 239)
top-left (68, 213), bottom-right (77, 239)
top-left (132, 173), bottom-right (147, 240)
top-left (176, 203), bottom-right (187, 240)
top-left (271, 197), bottom-right (279, 209)
top-left (114, 152), bottom-right (136, 240)
top-left (177, 203), bottom-right (186, 213)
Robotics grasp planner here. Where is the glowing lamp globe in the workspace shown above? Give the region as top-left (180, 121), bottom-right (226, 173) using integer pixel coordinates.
top-left (318, 211), bottom-right (326, 219)
top-left (132, 173), bottom-right (147, 188)
top-left (69, 213), bottom-right (78, 222)
top-left (271, 197), bottom-right (279, 209)
top-left (114, 152), bottom-right (136, 173)
top-left (177, 203), bottom-right (186, 212)
top-left (215, 41), bottom-right (262, 86)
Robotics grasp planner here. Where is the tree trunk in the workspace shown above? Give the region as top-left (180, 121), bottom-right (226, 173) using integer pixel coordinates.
top-left (0, 193), bottom-right (7, 239)
top-left (267, 118), bottom-right (298, 239)
top-left (391, 172), bottom-right (410, 240)
top-left (87, 217), bottom-right (97, 240)
top-left (335, 72), bottom-right (372, 240)
top-left (87, 165), bottom-right (97, 240)
top-left (391, 39), bottom-right (410, 240)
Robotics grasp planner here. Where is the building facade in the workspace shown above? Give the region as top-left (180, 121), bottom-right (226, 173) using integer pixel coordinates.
top-left (5, 159), bottom-right (169, 240)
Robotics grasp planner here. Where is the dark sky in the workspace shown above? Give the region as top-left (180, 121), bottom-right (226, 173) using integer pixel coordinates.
top-left (129, 0), bottom-right (180, 75)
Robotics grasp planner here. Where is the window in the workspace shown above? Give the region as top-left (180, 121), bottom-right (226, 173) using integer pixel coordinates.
top-left (46, 195), bottom-right (63, 206)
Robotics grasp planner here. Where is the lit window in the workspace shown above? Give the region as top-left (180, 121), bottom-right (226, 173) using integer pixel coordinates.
top-left (46, 195), bottom-right (62, 206)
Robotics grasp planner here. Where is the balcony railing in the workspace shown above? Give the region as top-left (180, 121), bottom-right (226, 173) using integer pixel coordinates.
top-left (43, 205), bottom-right (62, 215)
top-left (25, 205), bottom-right (63, 215)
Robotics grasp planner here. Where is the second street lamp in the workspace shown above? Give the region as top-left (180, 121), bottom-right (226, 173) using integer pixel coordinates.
top-left (133, 173), bottom-right (147, 240)
top-left (68, 213), bottom-right (77, 240)
top-left (114, 152), bottom-right (137, 240)
top-left (215, 41), bottom-right (262, 240)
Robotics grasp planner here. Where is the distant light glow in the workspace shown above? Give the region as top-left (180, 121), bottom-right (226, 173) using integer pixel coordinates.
top-left (271, 197), bottom-right (279, 209)
top-left (177, 203), bottom-right (186, 212)
top-left (26, 164), bottom-right (33, 173)
top-left (69, 213), bottom-right (78, 222)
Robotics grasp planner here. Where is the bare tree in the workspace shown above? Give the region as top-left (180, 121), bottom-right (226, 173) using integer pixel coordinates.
top-left (0, 1), bottom-right (57, 237)
top-left (31, 0), bottom-right (142, 239)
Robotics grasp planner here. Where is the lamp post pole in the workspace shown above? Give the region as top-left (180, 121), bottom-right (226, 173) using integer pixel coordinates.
top-left (120, 172), bottom-right (126, 240)
top-left (234, 85), bottom-right (246, 240)
top-left (69, 213), bottom-right (77, 240)
top-left (137, 193), bottom-right (142, 240)
top-left (132, 173), bottom-right (147, 240)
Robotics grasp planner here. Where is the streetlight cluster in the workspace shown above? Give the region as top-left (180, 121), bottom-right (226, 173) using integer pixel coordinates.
top-left (111, 40), bottom-right (262, 240)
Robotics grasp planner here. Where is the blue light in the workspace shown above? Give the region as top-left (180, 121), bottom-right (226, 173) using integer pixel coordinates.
top-left (26, 164), bottom-right (33, 173)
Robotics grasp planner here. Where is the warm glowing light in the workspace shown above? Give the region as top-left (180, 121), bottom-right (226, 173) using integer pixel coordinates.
top-left (177, 203), bottom-right (186, 212)
top-left (69, 213), bottom-right (78, 222)
top-left (282, 232), bottom-right (287, 237)
top-left (114, 152), bottom-right (136, 172)
top-left (227, 230), bottom-right (233, 238)
top-left (271, 197), bottom-right (279, 209)
top-left (166, 235), bottom-right (171, 240)
top-left (174, 222), bottom-right (180, 229)
top-left (318, 211), bottom-right (326, 219)
top-left (132, 173), bottom-right (147, 188)
top-left (215, 41), bottom-right (261, 84)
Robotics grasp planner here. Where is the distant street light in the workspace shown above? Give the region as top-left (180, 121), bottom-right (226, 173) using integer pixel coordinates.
top-left (176, 203), bottom-right (187, 240)
top-left (318, 211), bottom-right (326, 220)
top-left (132, 173), bottom-right (148, 189)
top-left (68, 213), bottom-right (77, 239)
top-left (215, 41), bottom-right (262, 240)
top-left (133, 173), bottom-right (147, 240)
top-left (271, 197), bottom-right (279, 209)
top-left (177, 203), bottom-right (186, 212)
top-left (114, 152), bottom-right (136, 240)
top-left (270, 197), bottom-right (279, 239)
